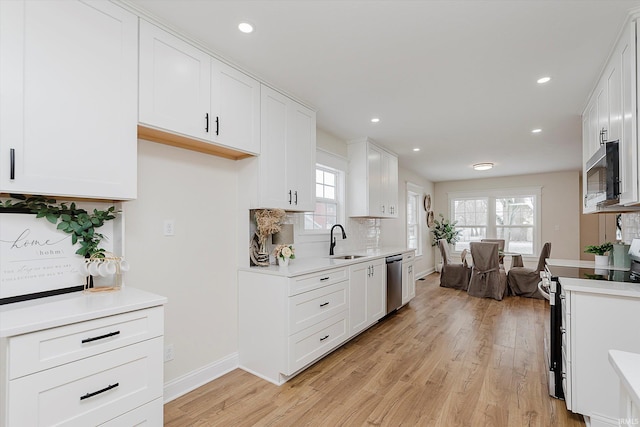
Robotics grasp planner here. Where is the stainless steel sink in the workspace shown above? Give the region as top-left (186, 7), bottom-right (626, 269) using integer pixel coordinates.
top-left (331, 255), bottom-right (365, 260)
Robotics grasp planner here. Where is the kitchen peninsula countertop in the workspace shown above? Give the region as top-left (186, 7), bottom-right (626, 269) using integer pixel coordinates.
top-left (609, 350), bottom-right (640, 411)
top-left (239, 247), bottom-right (414, 278)
top-left (546, 258), bottom-right (640, 298)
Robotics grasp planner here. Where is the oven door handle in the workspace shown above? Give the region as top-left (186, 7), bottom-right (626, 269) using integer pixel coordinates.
top-left (538, 281), bottom-right (551, 301)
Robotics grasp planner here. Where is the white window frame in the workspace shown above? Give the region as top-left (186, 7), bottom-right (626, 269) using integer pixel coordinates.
top-left (296, 149), bottom-right (346, 243)
top-left (406, 182), bottom-right (423, 257)
top-left (448, 187), bottom-right (542, 257)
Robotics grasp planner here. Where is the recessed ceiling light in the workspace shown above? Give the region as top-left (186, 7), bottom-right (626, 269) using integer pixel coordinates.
top-left (413, 148), bottom-right (420, 152)
top-left (537, 76), bottom-right (551, 84)
top-left (371, 117), bottom-right (380, 123)
top-left (531, 128), bottom-right (542, 133)
top-left (473, 163), bottom-right (494, 171)
top-left (238, 22), bottom-right (254, 33)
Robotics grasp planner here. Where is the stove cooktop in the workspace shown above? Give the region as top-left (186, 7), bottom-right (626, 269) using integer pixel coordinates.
top-left (546, 265), bottom-right (640, 283)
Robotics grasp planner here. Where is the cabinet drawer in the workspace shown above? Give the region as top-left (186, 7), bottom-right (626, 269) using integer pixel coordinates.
top-left (289, 281), bottom-right (348, 334)
top-left (8, 337), bottom-right (163, 427)
top-left (9, 306), bottom-right (163, 379)
top-left (100, 397), bottom-right (163, 426)
top-left (402, 252), bottom-right (414, 262)
top-left (288, 267), bottom-right (348, 296)
top-left (287, 312), bottom-right (348, 374)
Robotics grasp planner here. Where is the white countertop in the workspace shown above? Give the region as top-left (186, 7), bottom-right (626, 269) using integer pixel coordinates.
top-left (546, 258), bottom-right (640, 298)
top-left (239, 247), bottom-right (414, 277)
top-left (0, 287), bottom-right (167, 337)
top-left (609, 350), bottom-right (640, 409)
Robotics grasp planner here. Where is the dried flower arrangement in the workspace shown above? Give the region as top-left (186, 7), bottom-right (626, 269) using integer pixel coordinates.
top-left (254, 209), bottom-right (286, 244)
top-left (250, 209), bottom-right (287, 266)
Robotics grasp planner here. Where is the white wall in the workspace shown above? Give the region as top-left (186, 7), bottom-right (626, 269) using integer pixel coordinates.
top-left (434, 170), bottom-right (581, 265)
top-left (124, 140), bottom-right (239, 384)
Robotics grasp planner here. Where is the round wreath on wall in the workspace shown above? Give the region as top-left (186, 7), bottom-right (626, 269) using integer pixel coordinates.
top-left (423, 194), bottom-right (431, 211)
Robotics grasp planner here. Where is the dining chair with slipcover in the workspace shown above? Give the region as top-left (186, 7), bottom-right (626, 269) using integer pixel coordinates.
top-left (507, 242), bottom-right (552, 299)
top-left (481, 238), bottom-right (506, 265)
top-left (438, 239), bottom-right (471, 290)
top-left (468, 242), bottom-right (508, 301)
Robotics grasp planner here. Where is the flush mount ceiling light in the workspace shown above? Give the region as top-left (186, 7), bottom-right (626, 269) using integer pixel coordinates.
top-left (370, 117), bottom-right (380, 123)
top-left (531, 128), bottom-right (542, 133)
top-left (537, 76), bottom-right (551, 84)
top-left (473, 163), bottom-right (494, 171)
top-left (412, 148), bottom-right (420, 152)
top-left (238, 22), bottom-right (254, 33)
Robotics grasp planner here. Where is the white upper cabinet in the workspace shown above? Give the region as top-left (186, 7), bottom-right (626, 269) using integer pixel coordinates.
top-left (0, 0), bottom-right (138, 200)
top-left (581, 19), bottom-right (638, 212)
top-left (139, 20), bottom-right (211, 141)
top-left (139, 20), bottom-right (260, 155)
top-left (347, 138), bottom-right (399, 218)
top-left (256, 85), bottom-right (316, 212)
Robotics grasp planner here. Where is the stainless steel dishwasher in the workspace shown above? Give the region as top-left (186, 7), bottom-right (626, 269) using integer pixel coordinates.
top-left (386, 254), bottom-right (403, 314)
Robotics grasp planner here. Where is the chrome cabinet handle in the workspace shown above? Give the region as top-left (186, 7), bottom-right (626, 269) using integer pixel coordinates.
top-left (294, 191), bottom-right (298, 205)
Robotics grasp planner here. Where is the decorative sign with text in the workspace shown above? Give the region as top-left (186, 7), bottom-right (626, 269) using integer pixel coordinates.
top-left (0, 212), bottom-right (86, 302)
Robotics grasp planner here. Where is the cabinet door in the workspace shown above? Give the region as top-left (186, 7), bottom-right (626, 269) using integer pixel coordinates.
top-left (402, 261), bottom-right (415, 304)
top-left (348, 263), bottom-right (368, 336)
top-left (258, 85), bottom-right (289, 209)
top-left (596, 81), bottom-right (609, 147)
top-left (0, 0), bottom-right (137, 199)
top-left (368, 144), bottom-right (383, 216)
top-left (211, 60), bottom-right (260, 155)
top-left (367, 261), bottom-right (386, 323)
top-left (139, 20), bottom-right (211, 141)
top-left (288, 101), bottom-right (316, 212)
top-left (617, 22), bottom-right (638, 205)
top-left (582, 108), bottom-right (595, 213)
top-left (384, 151), bottom-right (399, 217)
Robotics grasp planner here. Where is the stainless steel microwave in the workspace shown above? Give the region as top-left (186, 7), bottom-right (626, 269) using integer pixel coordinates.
top-left (584, 140), bottom-right (620, 208)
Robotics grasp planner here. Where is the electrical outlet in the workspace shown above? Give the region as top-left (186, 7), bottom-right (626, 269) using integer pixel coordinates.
top-left (164, 344), bottom-right (174, 362)
top-left (163, 220), bottom-right (175, 236)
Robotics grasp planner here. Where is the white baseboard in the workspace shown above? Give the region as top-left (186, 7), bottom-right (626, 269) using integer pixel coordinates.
top-left (416, 267), bottom-right (435, 279)
top-left (163, 352), bottom-right (239, 403)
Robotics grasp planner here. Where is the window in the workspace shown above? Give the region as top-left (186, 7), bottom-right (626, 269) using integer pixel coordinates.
top-left (304, 165), bottom-right (341, 231)
top-left (449, 188), bottom-right (540, 255)
top-left (406, 183), bottom-right (423, 256)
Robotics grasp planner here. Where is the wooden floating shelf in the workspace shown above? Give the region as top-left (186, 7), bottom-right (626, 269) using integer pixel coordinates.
top-left (137, 125), bottom-right (255, 161)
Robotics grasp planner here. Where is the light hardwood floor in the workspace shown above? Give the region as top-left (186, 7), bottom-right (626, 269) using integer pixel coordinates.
top-left (164, 273), bottom-right (585, 426)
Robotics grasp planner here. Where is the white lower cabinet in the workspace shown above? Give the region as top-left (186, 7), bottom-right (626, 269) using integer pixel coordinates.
top-left (402, 252), bottom-right (416, 305)
top-left (0, 290), bottom-right (166, 427)
top-left (565, 288), bottom-right (640, 426)
top-left (348, 259), bottom-right (385, 337)
top-left (8, 338), bottom-right (163, 427)
top-left (239, 256), bottom-right (397, 385)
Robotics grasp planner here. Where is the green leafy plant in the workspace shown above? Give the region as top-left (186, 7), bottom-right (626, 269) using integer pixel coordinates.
top-left (430, 213), bottom-right (461, 246)
top-left (584, 242), bottom-right (613, 256)
top-left (1, 194), bottom-right (117, 257)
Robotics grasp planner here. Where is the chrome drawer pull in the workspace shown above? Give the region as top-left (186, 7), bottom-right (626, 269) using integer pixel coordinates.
top-left (81, 330), bottom-right (120, 344)
top-left (319, 302), bottom-right (329, 307)
top-left (319, 335), bottom-right (329, 341)
top-left (320, 277), bottom-right (330, 281)
top-left (80, 382), bottom-right (119, 401)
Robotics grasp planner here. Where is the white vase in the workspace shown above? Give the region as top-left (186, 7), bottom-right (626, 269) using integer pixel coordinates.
top-left (594, 255), bottom-right (609, 267)
top-left (279, 257), bottom-right (289, 267)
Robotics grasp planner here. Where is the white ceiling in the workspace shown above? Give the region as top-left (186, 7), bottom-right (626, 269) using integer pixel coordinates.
top-left (127, 0), bottom-right (640, 182)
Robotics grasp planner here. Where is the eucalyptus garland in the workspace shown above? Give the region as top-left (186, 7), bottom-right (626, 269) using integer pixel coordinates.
top-left (1, 194), bottom-right (117, 257)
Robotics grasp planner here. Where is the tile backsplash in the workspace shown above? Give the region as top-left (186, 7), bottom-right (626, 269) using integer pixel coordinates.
top-left (622, 212), bottom-right (640, 243)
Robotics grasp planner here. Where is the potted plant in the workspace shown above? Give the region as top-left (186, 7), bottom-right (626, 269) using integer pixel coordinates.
top-left (430, 213), bottom-right (461, 247)
top-left (273, 244), bottom-right (295, 267)
top-left (584, 242), bottom-right (613, 266)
